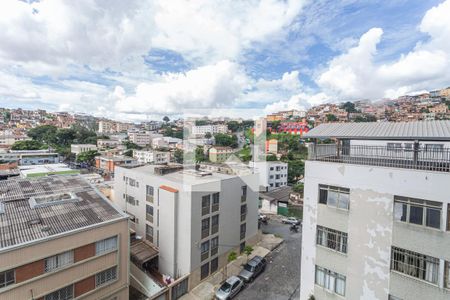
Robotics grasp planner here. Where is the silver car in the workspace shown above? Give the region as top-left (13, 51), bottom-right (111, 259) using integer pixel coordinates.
top-left (215, 276), bottom-right (244, 300)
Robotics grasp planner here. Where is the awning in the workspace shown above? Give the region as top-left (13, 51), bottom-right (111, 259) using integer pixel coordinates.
top-left (130, 240), bottom-right (159, 265)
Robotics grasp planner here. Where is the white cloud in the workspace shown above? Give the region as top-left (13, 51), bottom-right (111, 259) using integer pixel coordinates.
top-left (114, 60), bottom-right (249, 114)
top-left (264, 92), bottom-right (329, 114)
top-left (316, 0), bottom-right (450, 100)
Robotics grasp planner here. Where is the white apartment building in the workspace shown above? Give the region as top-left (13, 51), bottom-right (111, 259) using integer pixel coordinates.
top-left (114, 164), bottom-right (259, 290)
top-left (300, 121), bottom-right (450, 300)
top-left (71, 144), bottom-right (97, 155)
top-left (191, 124), bottom-right (228, 135)
top-left (97, 139), bottom-right (121, 149)
top-left (98, 120), bottom-right (114, 134)
top-left (152, 137), bottom-right (182, 149)
top-left (129, 132), bottom-right (163, 147)
top-left (133, 150), bottom-right (171, 164)
top-left (250, 161), bottom-right (288, 191)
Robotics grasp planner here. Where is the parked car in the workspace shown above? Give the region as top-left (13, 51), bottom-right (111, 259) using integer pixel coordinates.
top-left (215, 276), bottom-right (245, 300)
top-left (238, 255), bottom-right (267, 283)
top-left (281, 217), bottom-right (300, 225)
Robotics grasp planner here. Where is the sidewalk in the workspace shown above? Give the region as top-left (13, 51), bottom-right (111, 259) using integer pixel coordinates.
top-left (180, 234), bottom-right (283, 300)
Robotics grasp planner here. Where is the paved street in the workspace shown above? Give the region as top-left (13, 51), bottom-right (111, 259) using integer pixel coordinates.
top-left (235, 218), bottom-right (301, 300)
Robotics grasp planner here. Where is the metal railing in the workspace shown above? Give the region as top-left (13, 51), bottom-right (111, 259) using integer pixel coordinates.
top-left (211, 247), bottom-right (218, 256)
top-left (211, 204), bottom-right (219, 212)
top-left (202, 206), bottom-right (210, 216)
top-left (308, 144), bottom-right (450, 172)
top-left (146, 213), bottom-right (153, 223)
top-left (201, 228), bottom-right (209, 239)
top-left (146, 195), bottom-right (154, 203)
top-left (211, 224), bottom-right (219, 234)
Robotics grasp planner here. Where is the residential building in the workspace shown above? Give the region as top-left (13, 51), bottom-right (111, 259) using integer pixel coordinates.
top-left (429, 103), bottom-right (448, 114)
top-left (209, 146), bottom-right (235, 163)
top-left (259, 186), bottom-right (293, 215)
top-left (250, 161), bottom-right (288, 191)
top-left (0, 150), bottom-right (60, 165)
top-left (128, 132), bottom-right (153, 147)
top-left (254, 117), bottom-right (267, 137)
top-left (98, 120), bottom-right (114, 134)
top-left (71, 144), bottom-right (97, 155)
top-left (152, 137), bottom-right (183, 149)
top-left (440, 87), bottom-right (450, 98)
top-left (133, 150), bottom-right (171, 164)
top-left (191, 124), bottom-right (228, 136)
top-left (114, 164), bottom-right (259, 290)
top-left (265, 139), bottom-right (278, 154)
top-left (97, 139), bottom-right (121, 149)
top-left (0, 175), bottom-right (129, 299)
top-left (300, 121), bottom-right (450, 300)
top-left (275, 121), bottom-right (309, 135)
top-left (95, 155), bottom-right (139, 176)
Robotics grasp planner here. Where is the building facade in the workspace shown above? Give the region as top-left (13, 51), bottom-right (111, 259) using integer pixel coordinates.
top-left (208, 147), bottom-right (234, 163)
top-left (0, 176), bottom-right (129, 300)
top-left (114, 165), bottom-right (259, 290)
top-left (250, 161), bottom-right (288, 191)
top-left (133, 150), bottom-right (171, 164)
top-left (300, 121), bottom-right (450, 300)
top-left (71, 144), bottom-right (97, 155)
top-left (191, 124), bottom-right (228, 135)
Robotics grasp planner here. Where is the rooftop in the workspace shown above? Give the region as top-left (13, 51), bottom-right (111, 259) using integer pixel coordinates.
top-left (0, 175), bottom-right (126, 250)
top-left (304, 120), bottom-right (450, 141)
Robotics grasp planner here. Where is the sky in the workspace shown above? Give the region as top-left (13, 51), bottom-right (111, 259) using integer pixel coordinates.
top-left (0, 0), bottom-right (449, 121)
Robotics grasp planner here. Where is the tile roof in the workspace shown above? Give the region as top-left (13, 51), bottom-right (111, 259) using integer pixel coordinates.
top-left (0, 175), bottom-right (126, 250)
top-left (304, 120), bottom-right (450, 140)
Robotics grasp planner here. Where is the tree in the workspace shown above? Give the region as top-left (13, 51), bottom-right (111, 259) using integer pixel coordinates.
top-left (341, 101), bottom-right (358, 113)
top-left (173, 149), bottom-right (184, 164)
top-left (163, 116), bottom-right (170, 123)
top-left (243, 245), bottom-right (253, 263)
top-left (195, 120), bottom-right (208, 126)
top-left (214, 133), bottom-right (238, 148)
top-left (123, 149), bottom-right (133, 157)
top-left (27, 125), bottom-right (58, 144)
top-left (326, 114), bottom-right (338, 122)
top-left (204, 132), bottom-right (212, 139)
top-left (354, 114), bottom-right (377, 123)
top-left (228, 251), bottom-right (237, 262)
top-left (288, 160), bottom-right (305, 184)
top-left (270, 120), bottom-right (281, 132)
top-left (3, 111), bottom-right (11, 123)
top-left (227, 121), bottom-right (240, 132)
top-left (123, 141), bottom-right (142, 150)
top-left (11, 140), bottom-right (46, 150)
top-left (195, 146), bottom-right (206, 162)
top-left (293, 183), bottom-right (304, 195)
top-left (56, 128), bottom-right (77, 146)
top-left (266, 154), bottom-right (277, 161)
top-left (76, 150), bottom-right (99, 165)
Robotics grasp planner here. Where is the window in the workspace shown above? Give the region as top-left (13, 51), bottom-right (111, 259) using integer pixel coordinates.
top-left (211, 215), bottom-right (219, 234)
top-left (45, 284), bottom-right (73, 300)
top-left (394, 196), bottom-right (442, 229)
top-left (0, 269), bottom-right (14, 288)
top-left (448, 204), bottom-right (450, 231)
top-left (96, 236), bottom-right (117, 255)
top-left (212, 192), bottom-right (220, 212)
top-left (146, 224), bottom-right (154, 242)
top-left (125, 194), bottom-right (137, 206)
top-left (45, 251), bottom-right (74, 272)
top-left (129, 178), bottom-right (136, 186)
top-left (315, 266), bottom-right (346, 296)
top-left (391, 246), bottom-right (439, 284)
top-left (318, 185), bottom-right (350, 210)
top-left (201, 218), bottom-right (210, 239)
top-left (96, 267), bottom-right (117, 287)
top-left (389, 295), bottom-right (403, 300)
top-left (241, 186), bottom-right (247, 202)
top-left (201, 241), bottom-right (210, 261)
top-left (202, 195), bottom-right (211, 216)
top-left (211, 237), bottom-right (219, 256)
top-left (211, 257), bottom-right (219, 273)
top-left (240, 204), bottom-right (247, 221)
top-left (240, 223), bottom-right (246, 240)
top-left (316, 226), bottom-right (347, 253)
top-left (146, 185), bottom-right (154, 203)
top-left (445, 261), bottom-right (450, 289)
top-left (146, 205), bottom-right (154, 223)
top-left (172, 278), bottom-right (188, 300)
top-left (201, 263), bottom-right (209, 280)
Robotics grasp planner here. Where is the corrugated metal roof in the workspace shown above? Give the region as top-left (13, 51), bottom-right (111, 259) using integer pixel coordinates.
top-left (303, 120), bottom-right (450, 140)
top-left (0, 175), bottom-right (125, 250)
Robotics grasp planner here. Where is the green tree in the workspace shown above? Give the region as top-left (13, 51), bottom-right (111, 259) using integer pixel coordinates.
top-left (195, 120), bottom-right (208, 126)
top-left (214, 133), bottom-right (238, 148)
top-left (326, 114), bottom-right (338, 122)
top-left (341, 101), bottom-right (358, 113)
top-left (11, 140), bottom-right (46, 150)
top-left (163, 116), bottom-right (170, 123)
top-left (228, 251), bottom-right (237, 262)
top-left (123, 149), bottom-right (133, 157)
top-left (243, 245), bottom-right (253, 263)
top-left (288, 160), bottom-right (305, 184)
top-left (173, 149), bottom-right (184, 164)
top-left (27, 125), bottom-right (58, 144)
top-left (3, 111), bottom-right (11, 123)
top-left (56, 128), bottom-right (77, 146)
top-left (195, 146), bottom-right (206, 162)
top-left (227, 121), bottom-right (240, 132)
top-left (270, 120), bottom-right (281, 132)
top-left (266, 154), bottom-right (277, 161)
top-left (204, 132), bottom-right (212, 139)
top-left (123, 141), bottom-right (142, 150)
top-left (293, 183), bottom-right (304, 195)
top-left (76, 150), bottom-right (99, 164)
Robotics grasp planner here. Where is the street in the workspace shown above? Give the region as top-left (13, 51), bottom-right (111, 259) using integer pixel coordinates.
top-left (235, 218), bottom-right (301, 300)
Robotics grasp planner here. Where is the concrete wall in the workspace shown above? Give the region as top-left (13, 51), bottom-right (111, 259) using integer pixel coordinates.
top-left (301, 160), bottom-right (450, 300)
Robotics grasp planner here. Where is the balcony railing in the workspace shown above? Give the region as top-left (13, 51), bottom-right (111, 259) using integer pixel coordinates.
top-left (201, 251), bottom-right (209, 262)
top-left (212, 204), bottom-right (219, 212)
top-left (146, 213), bottom-right (153, 223)
top-left (202, 206), bottom-right (210, 216)
top-left (240, 231), bottom-right (246, 240)
top-left (211, 224), bottom-right (218, 235)
top-left (146, 195), bottom-right (154, 203)
top-left (211, 247), bottom-right (218, 256)
top-left (201, 228), bottom-right (209, 239)
top-left (308, 144), bottom-right (450, 172)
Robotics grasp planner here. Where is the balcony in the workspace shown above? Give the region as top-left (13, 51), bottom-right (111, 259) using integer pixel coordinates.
top-left (212, 204), bottom-right (219, 212)
top-left (211, 224), bottom-right (218, 234)
top-left (201, 228), bottom-right (209, 239)
top-left (202, 206), bottom-right (210, 216)
top-left (211, 247), bottom-right (218, 256)
top-left (146, 213), bottom-right (153, 223)
top-left (201, 251), bottom-right (209, 261)
top-left (308, 144), bottom-right (450, 173)
top-left (146, 195), bottom-right (154, 203)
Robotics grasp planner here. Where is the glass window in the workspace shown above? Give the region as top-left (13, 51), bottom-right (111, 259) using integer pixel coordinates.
top-left (318, 185), bottom-right (350, 210)
top-left (391, 246), bottom-right (439, 284)
top-left (96, 267), bottom-right (117, 287)
top-left (394, 196), bottom-right (442, 229)
top-left (45, 251), bottom-right (74, 272)
top-left (0, 269), bottom-right (15, 288)
top-left (45, 284), bottom-right (73, 300)
top-left (201, 263), bottom-right (209, 280)
top-left (316, 226), bottom-right (348, 253)
top-left (95, 236), bottom-right (118, 255)
top-left (146, 185), bottom-right (154, 195)
top-left (211, 237), bottom-right (219, 250)
top-left (212, 193), bottom-right (220, 205)
top-left (315, 265), bottom-right (345, 296)
top-left (211, 257), bottom-right (219, 273)
top-left (445, 261), bottom-right (450, 289)
top-left (146, 205), bottom-right (154, 216)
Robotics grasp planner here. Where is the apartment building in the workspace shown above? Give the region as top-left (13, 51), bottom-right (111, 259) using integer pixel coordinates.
top-left (98, 121), bottom-right (114, 134)
top-left (114, 164), bottom-right (259, 290)
top-left (0, 150), bottom-right (60, 165)
top-left (191, 124), bottom-right (228, 136)
top-left (97, 139), bottom-right (121, 149)
top-left (133, 150), bottom-right (171, 164)
top-left (250, 161), bottom-right (288, 191)
top-left (0, 175), bottom-right (129, 300)
top-left (128, 132), bottom-right (153, 147)
top-left (95, 155), bottom-right (139, 176)
top-left (209, 146), bottom-right (234, 163)
top-left (71, 144), bottom-right (97, 155)
top-left (300, 121), bottom-right (450, 300)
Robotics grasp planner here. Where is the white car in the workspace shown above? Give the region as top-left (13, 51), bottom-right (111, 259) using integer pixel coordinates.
top-left (215, 276), bottom-right (244, 300)
top-left (281, 217), bottom-right (300, 225)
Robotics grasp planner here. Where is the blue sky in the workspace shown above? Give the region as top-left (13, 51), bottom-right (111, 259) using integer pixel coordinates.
top-left (0, 0), bottom-right (449, 121)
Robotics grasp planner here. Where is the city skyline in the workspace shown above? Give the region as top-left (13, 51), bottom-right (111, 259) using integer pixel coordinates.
top-left (0, 0), bottom-right (449, 122)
